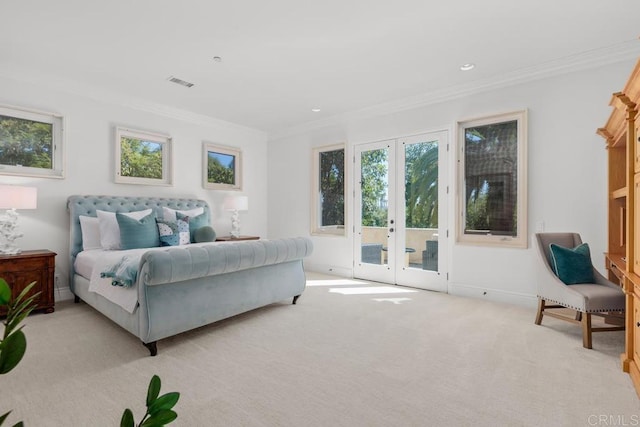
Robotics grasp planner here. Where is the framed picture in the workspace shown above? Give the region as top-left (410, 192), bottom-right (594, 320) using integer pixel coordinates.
top-left (115, 127), bottom-right (172, 186)
top-left (203, 142), bottom-right (242, 190)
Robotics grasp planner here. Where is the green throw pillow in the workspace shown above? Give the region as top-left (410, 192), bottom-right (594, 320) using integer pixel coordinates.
top-left (194, 226), bottom-right (216, 243)
top-left (116, 212), bottom-right (160, 250)
top-left (177, 211), bottom-right (209, 242)
top-left (549, 243), bottom-right (594, 285)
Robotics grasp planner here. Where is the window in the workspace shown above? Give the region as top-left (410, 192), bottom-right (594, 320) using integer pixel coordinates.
top-left (0, 105), bottom-right (65, 178)
top-left (457, 110), bottom-right (527, 248)
top-left (312, 144), bottom-right (346, 236)
top-left (115, 127), bottom-right (172, 186)
top-left (202, 142), bottom-right (242, 190)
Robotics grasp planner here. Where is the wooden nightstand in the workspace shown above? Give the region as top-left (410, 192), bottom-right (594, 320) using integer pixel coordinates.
top-left (0, 250), bottom-right (56, 315)
top-left (215, 236), bottom-right (260, 242)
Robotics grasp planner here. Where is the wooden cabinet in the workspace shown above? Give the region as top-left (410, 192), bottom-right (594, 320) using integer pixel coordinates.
top-left (599, 59), bottom-right (640, 397)
top-left (0, 250), bottom-right (56, 315)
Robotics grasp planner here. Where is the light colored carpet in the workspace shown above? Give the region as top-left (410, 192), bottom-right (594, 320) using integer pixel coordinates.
top-left (1, 272), bottom-right (638, 426)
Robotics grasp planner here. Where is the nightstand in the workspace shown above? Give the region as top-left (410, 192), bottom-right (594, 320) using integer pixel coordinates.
top-left (215, 236), bottom-right (260, 242)
top-left (0, 250), bottom-right (56, 315)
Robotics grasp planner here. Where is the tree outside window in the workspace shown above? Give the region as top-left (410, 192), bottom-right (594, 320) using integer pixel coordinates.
top-left (312, 144), bottom-right (346, 236)
top-left (458, 111), bottom-right (527, 248)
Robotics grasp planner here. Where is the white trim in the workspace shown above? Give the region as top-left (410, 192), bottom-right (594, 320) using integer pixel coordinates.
top-left (448, 282), bottom-right (538, 308)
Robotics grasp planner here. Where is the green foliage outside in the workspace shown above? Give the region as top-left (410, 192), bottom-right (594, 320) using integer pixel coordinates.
top-left (359, 143), bottom-right (439, 229)
top-left (0, 116), bottom-right (53, 169)
top-left (319, 149), bottom-right (344, 226)
top-left (405, 142), bottom-right (438, 228)
top-left (360, 149), bottom-right (388, 227)
top-left (464, 121), bottom-right (517, 235)
top-left (207, 155), bottom-right (234, 185)
top-left (120, 138), bottom-right (163, 179)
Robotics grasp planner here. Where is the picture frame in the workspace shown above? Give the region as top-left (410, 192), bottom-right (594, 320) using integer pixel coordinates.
top-left (115, 127), bottom-right (173, 186)
top-left (203, 142), bottom-right (242, 190)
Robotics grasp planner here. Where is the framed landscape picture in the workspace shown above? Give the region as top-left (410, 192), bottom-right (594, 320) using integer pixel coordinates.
top-left (115, 127), bottom-right (172, 186)
top-left (203, 142), bottom-right (242, 190)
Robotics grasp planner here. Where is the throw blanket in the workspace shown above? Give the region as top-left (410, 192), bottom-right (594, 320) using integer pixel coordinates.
top-left (88, 249), bottom-right (148, 314)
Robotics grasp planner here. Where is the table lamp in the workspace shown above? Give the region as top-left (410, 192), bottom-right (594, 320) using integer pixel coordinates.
top-left (0, 185), bottom-right (37, 255)
top-left (223, 195), bottom-right (248, 238)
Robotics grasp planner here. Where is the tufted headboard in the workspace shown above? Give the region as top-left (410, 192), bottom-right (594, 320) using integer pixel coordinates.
top-left (67, 195), bottom-right (210, 290)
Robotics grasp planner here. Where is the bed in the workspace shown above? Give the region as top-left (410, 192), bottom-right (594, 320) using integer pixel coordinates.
top-left (67, 195), bottom-right (313, 356)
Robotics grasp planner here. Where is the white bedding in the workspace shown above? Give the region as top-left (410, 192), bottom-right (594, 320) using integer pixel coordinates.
top-left (75, 243), bottom-right (223, 313)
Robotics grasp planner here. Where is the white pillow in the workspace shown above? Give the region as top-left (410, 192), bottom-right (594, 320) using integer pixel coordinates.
top-left (97, 209), bottom-right (153, 250)
top-left (162, 206), bottom-right (204, 222)
top-left (79, 216), bottom-right (101, 251)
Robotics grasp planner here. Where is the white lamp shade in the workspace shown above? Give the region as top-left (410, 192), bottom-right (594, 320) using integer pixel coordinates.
top-left (0, 185), bottom-right (37, 209)
top-left (223, 195), bottom-right (248, 211)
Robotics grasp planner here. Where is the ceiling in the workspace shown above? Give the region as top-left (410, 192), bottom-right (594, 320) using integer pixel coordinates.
top-left (2, 0), bottom-right (640, 135)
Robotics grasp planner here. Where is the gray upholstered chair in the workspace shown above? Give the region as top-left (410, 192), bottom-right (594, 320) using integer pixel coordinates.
top-left (534, 232), bottom-right (625, 348)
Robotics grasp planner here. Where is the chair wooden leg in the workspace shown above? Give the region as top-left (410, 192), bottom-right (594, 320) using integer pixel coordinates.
top-left (582, 312), bottom-right (592, 349)
top-left (535, 298), bottom-right (545, 325)
top-left (575, 311), bottom-right (582, 321)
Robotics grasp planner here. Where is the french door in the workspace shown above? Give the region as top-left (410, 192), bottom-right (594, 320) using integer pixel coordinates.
top-left (353, 131), bottom-right (448, 292)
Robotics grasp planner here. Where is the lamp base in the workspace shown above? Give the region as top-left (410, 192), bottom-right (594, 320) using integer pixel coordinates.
top-left (0, 208), bottom-right (24, 255)
top-left (230, 209), bottom-right (241, 238)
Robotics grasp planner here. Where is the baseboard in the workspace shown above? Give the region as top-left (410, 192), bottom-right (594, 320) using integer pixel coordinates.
top-left (448, 282), bottom-right (538, 308)
top-left (304, 263), bottom-right (353, 278)
top-left (53, 285), bottom-right (75, 302)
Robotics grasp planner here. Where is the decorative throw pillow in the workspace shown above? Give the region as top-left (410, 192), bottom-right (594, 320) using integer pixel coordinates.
top-left (116, 212), bottom-right (160, 250)
top-left (549, 243), bottom-right (594, 285)
top-left (97, 209), bottom-right (153, 250)
top-left (176, 211), bottom-right (209, 242)
top-left (79, 215), bottom-right (101, 251)
top-left (194, 226), bottom-right (216, 243)
top-left (162, 206), bottom-right (204, 222)
top-left (156, 216), bottom-right (191, 246)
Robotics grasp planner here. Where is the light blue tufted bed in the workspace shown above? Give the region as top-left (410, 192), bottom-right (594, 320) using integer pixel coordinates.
top-left (67, 195), bottom-right (313, 356)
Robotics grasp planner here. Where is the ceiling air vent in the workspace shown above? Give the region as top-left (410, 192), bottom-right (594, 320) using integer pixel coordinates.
top-left (167, 76), bottom-right (194, 88)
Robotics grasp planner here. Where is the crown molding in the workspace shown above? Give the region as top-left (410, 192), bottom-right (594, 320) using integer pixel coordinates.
top-left (0, 64), bottom-right (267, 140)
top-left (270, 40), bottom-right (640, 141)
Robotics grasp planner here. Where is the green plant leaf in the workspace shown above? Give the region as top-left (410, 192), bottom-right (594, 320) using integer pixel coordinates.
top-left (140, 409), bottom-right (177, 427)
top-left (120, 409), bottom-right (134, 427)
top-left (0, 280), bottom-right (10, 306)
top-left (13, 282), bottom-right (36, 306)
top-left (0, 410), bottom-right (11, 425)
top-left (148, 392), bottom-right (179, 415)
top-left (12, 422), bottom-right (24, 427)
top-left (146, 375), bottom-right (161, 408)
top-left (0, 330), bottom-right (26, 374)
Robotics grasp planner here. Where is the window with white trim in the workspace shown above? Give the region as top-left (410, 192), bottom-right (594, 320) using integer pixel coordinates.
top-left (457, 110), bottom-right (527, 248)
top-left (0, 105), bottom-right (65, 178)
top-left (311, 144), bottom-right (346, 236)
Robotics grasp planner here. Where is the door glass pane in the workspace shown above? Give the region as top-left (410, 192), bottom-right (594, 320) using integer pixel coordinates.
top-left (405, 140), bottom-right (438, 271)
top-left (360, 147), bottom-right (389, 266)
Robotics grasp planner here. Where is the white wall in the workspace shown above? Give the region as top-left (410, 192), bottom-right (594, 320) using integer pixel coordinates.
top-left (267, 59), bottom-right (636, 306)
top-left (0, 76), bottom-right (269, 299)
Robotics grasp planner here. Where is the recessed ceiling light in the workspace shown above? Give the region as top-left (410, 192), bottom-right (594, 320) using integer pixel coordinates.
top-left (213, 56), bottom-right (222, 63)
top-left (311, 108), bottom-right (321, 112)
top-left (460, 63), bottom-right (475, 71)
